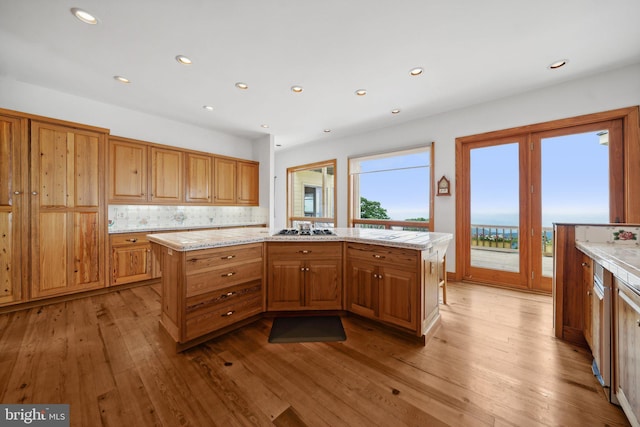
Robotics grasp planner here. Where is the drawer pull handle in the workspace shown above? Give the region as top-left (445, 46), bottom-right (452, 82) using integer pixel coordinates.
top-left (222, 272), bottom-right (236, 277)
top-left (299, 250), bottom-right (312, 254)
top-left (222, 311), bottom-right (235, 317)
top-left (222, 255), bottom-right (235, 260)
top-left (222, 291), bottom-right (235, 298)
top-left (586, 291), bottom-right (592, 296)
top-left (126, 238), bottom-right (138, 243)
top-left (373, 254), bottom-right (386, 259)
top-left (581, 262), bottom-right (588, 267)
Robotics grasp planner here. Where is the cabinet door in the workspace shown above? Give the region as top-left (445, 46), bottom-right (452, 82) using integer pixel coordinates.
top-left (112, 245), bottom-right (152, 285)
top-left (582, 255), bottom-right (594, 348)
top-left (379, 266), bottom-right (417, 330)
top-left (347, 259), bottom-right (378, 319)
top-left (306, 259), bottom-right (342, 309)
top-left (31, 121), bottom-right (106, 298)
top-left (185, 153), bottom-right (212, 203)
top-left (0, 115), bottom-right (27, 305)
top-left (267, 259), bottom-right (304, 310)
top-left (214, 157), bottom-right (236, 205)
top-left (616, 282), bottom-right (640, 426)
top-left (151, 147), bottom-right (183, 202)
top-left (109, 138), bottom-right (148, 202)
top-left (237, 161), bottom-right (259, 205)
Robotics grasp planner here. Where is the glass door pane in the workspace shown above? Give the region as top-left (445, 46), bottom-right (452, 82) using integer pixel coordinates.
top-left (470, 142), bottom-right (520, 273)
top-left (540, 130), bottom-right (610, 277)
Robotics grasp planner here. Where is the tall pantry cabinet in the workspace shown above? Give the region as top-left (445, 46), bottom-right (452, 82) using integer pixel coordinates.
top-left (0, 109), bottom-right (108, 305)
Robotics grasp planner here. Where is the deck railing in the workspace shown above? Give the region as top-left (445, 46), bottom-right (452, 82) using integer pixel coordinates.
top-left (471, 224), bottom-right (554, 256)
top-left (352, 218), bottom-right (431, 231)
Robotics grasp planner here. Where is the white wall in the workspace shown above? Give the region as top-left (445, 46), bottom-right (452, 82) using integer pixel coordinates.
top-left (274, 63), bottom-right (640, 271)
top-left (0, 76), bottom-right (255, 159)
top-left (252, 134), bottom-right (275, 227)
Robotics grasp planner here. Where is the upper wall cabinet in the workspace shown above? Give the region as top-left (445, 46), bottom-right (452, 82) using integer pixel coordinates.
top-left (109, 137), bottom-right (148, 202)
top-left (150, 147), bottom-right (183, 203)
top-left (237, 160), bottom-right (259, 205)
top-left (185, 152), bottom-right (212, 203)
top-left (214, 157), bottom-right (260, 206)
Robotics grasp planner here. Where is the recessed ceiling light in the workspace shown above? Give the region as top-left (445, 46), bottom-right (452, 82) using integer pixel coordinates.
top-left (548, 59), bottom-right (569, 70)
top-left (291, 85), bottom-right (303, 93)
top-left (323, 129), bottom-right (331, 133)
top-left (70, 8), bottom-right (98, 25)
top-left (355, 89), bottom-right (367, 96)
top-left (235, 82), bottom-right (248, 90)
top-left (202, 105), bottom-right (214, 111)
top-left (175, 55), bottom-right (192, 65)
top-left (409, 67), bottom-right (423, 76)
top-left (113, 75), bottom-right (130, 84)
top-left (391, 109), bottom-right (401, 114)
top-left (261, 124), bottom-right (269, 128)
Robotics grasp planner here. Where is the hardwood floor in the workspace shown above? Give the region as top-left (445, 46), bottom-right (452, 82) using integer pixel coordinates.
top-left (0, 282), bottom-right (630, 427)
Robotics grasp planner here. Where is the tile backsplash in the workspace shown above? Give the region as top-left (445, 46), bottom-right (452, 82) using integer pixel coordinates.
top-left (575, 225), bottom-right (640, 245)
top-left (108, 205), bottom-right (268, 232)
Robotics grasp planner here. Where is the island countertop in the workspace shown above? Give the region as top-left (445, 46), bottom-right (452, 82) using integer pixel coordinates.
top-left (575, 241), bottom-right (640, 293)
top-left (147, 227), bottom-right (453, 253)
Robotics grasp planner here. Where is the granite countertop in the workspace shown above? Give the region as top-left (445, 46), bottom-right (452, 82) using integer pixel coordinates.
top-left (576, 241), bottom-right (640, 293)
top-left (147, 227), bottom-right (453, 253)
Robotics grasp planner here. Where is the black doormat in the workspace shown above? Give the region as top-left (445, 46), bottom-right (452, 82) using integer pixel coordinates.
top-left (268, 316), bottom-right (346, 343)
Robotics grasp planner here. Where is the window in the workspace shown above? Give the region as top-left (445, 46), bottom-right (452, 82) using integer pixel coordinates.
top-left (287, 160), bottom-right (336, 227)
top-left (349, 146), bottom-right (433, 231)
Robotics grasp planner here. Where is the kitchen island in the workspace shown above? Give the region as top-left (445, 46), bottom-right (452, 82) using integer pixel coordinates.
top-left (148, 227), bottom-right (452, 351)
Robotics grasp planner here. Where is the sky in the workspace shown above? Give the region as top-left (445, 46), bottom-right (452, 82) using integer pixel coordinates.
top-left (357, 150), bottom-right (430, 221)
top-left (355, 130), bottom-right (610, 226)
top-left (470, 130), bottom-right (609, 227)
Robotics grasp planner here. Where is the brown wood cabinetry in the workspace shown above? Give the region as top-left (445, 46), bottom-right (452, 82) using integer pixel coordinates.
top-left (237, 160), bottom-right (259, 205)
top-left (213, 157), bottom-right (236, 204)
top-left (582, 255), bottom-right (594, 349)
top-left (347, 243), bottom-right (419, 330)
top-left (267, 242), bottom-right (342, 311)
top-left (110, 232), bottom-right (156, 285)
top-left (0, 114), bottom-right (27, 306)
top-left (30, 121), bottom-right (107, 298)
top-left (615, 278), bottom-right (640, 427)
top-left (214, 157), bottom-right (259, 206)
top-left (109, 138), bottom-right (148, 202)
top-left (185, 152), bottom-right (212, 203)
top-left (155, 242), bottom-right (263, 348)
top-left (150, 147), bottom-right (183, 202)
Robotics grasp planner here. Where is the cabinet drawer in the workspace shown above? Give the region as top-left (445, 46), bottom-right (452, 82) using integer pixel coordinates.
top-left (186, 281), bottom-right (262, 318)
top-left (346, 243), bottom-right (417, 267)
top-left (186, 243), bottom-right (263, 274)
top-left (110, 232), bottom-right (150, 246)
top-left (184, 292), bottom-right (262, 341)
top-left (186, 260), bottom-right (263, 297)
top-left (267, 242), bottom-right (342, 259)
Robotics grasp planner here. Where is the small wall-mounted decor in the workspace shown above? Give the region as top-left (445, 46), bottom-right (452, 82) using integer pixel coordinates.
top-left (437, 175), bottom-right (451, 196)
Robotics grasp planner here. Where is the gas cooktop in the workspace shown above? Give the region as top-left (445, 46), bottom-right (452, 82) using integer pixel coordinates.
top-left (276, 228), bottom-right (336, 236)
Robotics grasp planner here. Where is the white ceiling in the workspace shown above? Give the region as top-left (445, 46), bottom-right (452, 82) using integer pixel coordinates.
top-left (1, 0), bottom-right (640, 150)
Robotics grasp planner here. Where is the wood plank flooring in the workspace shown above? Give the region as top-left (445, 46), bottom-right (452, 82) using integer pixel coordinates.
top-left (0, 282), bottom-right (630, 426)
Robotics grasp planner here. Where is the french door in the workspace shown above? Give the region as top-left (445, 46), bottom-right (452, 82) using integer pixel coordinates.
top-left (458, 119), bottom-right (624, 292)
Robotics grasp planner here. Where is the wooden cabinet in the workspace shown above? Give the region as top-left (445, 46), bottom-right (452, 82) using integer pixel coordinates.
top-left (30, 121), bottom-right (107, 298)
top-left (110, 233), bottom-right (156, 285)
top-left (347, 243), bottom-right (419, 330)
top-left (150, 147), bottom-right (183, 202)
top-left (109, 138), bottom-right (148, 202)
top-left (214, 157), bottom-right (237, 205)
top-left (237, 160), bottom-right (259, 205)
top-left (0, 113), bottom-right (27, 306)
top-left (615, 278), bottom-right (640, 427)
top-left (185, 153), bottom-right (212, 203)
top-left (214, 157), bottom-right (259, 206)
top-left (267, 242), bottom-right (342, 311)
top-left (155, 242), bottom-right (263, 347)
top-left (582, 255), bottom-right (594, 349)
